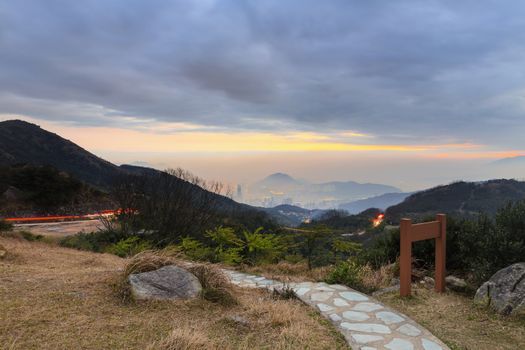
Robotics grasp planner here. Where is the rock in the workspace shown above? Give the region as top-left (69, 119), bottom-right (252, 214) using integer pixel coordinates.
top-left (227, 315), bottom-right (250, 327)
top-left (474, 263), bottom-right (525, 316)
top-left (421, 276), bottom-right (435, 289)
top-left (445, 276), bottom-right (467, 292)
top-left (128, 265), bottom-right (202, 301)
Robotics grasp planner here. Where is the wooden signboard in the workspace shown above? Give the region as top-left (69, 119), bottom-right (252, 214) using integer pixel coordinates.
top-left (399, 214), bottom-right (446, 297)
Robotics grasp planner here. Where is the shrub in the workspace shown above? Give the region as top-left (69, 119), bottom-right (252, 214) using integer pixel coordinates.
top-left (362, 200), bottom-right (525, 286)
top-left (60, 229), bottom-right (127, 252)
top-left (0, 220), bottom-right (13, 232)
top-left (105, 236), bottom-right (152, 257)
top-left (177, 237), bottom-right (214, 261)
top-left (242, 227), bottom-right (285, 265)
top-left (326, 258), bottom-right (372, 293)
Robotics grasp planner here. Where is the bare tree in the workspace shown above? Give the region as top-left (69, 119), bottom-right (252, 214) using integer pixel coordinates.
top-left (110, 167), bottom-right (233, 244)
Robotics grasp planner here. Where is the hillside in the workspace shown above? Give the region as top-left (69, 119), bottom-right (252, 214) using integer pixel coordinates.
top-left (0, 237), bottom-right (346, 349)
top-left (260, 204), bottom-right (326, 226)
top-left (339, 192), bottom-right (412, 214)
top-left (386, 179), bottom-right (525, 221)
top-left (0, 120), bottom-right (121, 188)
top-left (0, 164), bottom-right (112, 216)
top-left (0, 120), bottom-right (278, 227)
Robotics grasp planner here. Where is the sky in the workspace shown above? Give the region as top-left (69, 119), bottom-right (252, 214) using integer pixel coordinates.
top-left (1, 0), bottom-right (525, 190)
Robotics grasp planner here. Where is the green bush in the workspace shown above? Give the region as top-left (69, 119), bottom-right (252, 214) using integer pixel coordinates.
top-left (326, 258), bottom-right (372, 293)
top-left (20, 231), bottom-right (44, 241)
top-left (0, 220), bottom-right (13, 232)
top-left (363, 200), bottom-right (525, 286)
top-left (242, 227), bottom-right (285, 265)
top-left (105, 236), bottom-right (152, 258)
top-left (177, 237), bottom-right (214, 261)
top-left (60, 229), bottom-right (128, 252)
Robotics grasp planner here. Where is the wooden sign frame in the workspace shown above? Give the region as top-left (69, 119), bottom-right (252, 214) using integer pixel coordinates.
top-left (399, 214), bottom-right (446, 297)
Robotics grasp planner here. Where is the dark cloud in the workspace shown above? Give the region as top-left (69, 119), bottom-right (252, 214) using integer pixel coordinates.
top-left (1, 0), bottom-right (525, 146)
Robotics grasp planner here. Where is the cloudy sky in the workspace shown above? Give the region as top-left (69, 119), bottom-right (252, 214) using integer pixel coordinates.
top-left (1, 0), bottom-right (525, 189)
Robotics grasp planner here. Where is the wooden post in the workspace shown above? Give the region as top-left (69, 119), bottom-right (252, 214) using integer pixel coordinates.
top-left (399, 218), bottom-right (412, 297)
top-left (435, 214), bottom-right (446, 293)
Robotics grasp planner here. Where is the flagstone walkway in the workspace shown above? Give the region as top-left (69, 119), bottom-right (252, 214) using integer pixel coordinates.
top-left (222, 269), bottom-right (450, 350)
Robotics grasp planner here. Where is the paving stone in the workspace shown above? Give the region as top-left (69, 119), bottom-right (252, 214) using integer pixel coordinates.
top-left (340, 323), bottom-right (392, 334)
top-left (317, 303), bottom-right (334, 312)
top-left (385, 338), bottom-right (414, 350)
top-left (295, 282), bottom-right (314, 287)
top-left (220, 268), bottom-right (449, 350)
top-left (397, 324), bottom-right (422, 337)
top-left (256, 280), bottom-right (275, 286)
top-left (330, 284), bottom-right (349, 290)
top-left (340, 291), bottom-right (369, 301)
top-left (352, 302), bottom-right (383, 312)
top-left (294, 287), bottom-right (311, 296)
top-left (422, 339), bottom-right (443, 350)
top-left (351, 333), bottom-right (384, 344)
top-left (310, 292), bottom-right (333, 301)
top-left (376, 311), bottom-right (405, 325)
top-left (314, 286), bottom-right (336, 292)
top-left (342, 311), bottom-right (370, 321)
top-left (333, 298), bottom-right (350, 307)
top-left (329, 313), bottom-right (342, 322)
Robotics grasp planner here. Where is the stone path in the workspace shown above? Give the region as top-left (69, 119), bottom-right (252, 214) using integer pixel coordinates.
top-left (222, 269), bottom-right (450, 350)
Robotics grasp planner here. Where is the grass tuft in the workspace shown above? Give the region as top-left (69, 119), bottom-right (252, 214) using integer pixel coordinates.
top-left (188, 264), bottom-right (237, 306)
top-left (147, 326), bottom-right (211, 350)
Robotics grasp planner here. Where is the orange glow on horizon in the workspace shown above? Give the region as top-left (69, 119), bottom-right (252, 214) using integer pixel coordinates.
top-left (2, 116), bottom-right (520, 160)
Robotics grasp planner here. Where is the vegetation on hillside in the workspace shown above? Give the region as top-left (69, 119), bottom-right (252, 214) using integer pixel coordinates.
top-left (386, 179), bottom-right (525, 221)
top-left (0, 164), bottom-right (111, 215)
top-left (364, 200), bottom-right (525, 286)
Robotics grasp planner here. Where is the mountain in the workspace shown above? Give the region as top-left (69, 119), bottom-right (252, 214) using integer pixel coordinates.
top-left (256, 173), bottom-right (303, 188)
top-left (491, 155), bottom-right (525, 165)
top-left (0, 120), bottom-right (289, 228)
top-left (0, 120), bottom-right (121, 188)
top-left (245, 173), bottom-right (401, 209)
top-left (339, 192), bottom-right (412, 214)
top-left (386, 179), bottom-right (525, 221)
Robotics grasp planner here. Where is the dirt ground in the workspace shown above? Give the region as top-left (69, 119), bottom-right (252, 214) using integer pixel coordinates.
top-left (0, 237), bottom-right (348, 350)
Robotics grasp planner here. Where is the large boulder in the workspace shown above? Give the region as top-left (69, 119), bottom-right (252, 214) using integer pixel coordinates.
top-left (474, 263), bottom-right (525, 316)
top-left (128, 265), bottom-right (202, 301)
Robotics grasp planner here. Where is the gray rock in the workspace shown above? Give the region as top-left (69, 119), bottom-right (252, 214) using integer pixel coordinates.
top-left (421, 276), bottom-right (435, 289)
top-left (128, 265), bottom-right (202, 301)
top-left (445, 276), bottom-right (467, 292)
top-left (227, 315), bottom-right (250, 327)
top-left (474, 263), bottom-right (525, 316)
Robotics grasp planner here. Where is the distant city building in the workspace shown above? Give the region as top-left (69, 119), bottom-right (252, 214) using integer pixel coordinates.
top-left (236, 184), bottom-right (243, 201)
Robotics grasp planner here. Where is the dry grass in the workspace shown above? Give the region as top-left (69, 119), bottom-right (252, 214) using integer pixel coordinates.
top-left (0, 237), bottom-right (348, 350)
top-left (377, 285), bottom-right (525, 350)
top-left (238, 261), bottom-right (332, 283)
top-left (123, 249), bottom-right (180, 276)
top-left (147, 327), bottom-right (210, 350)
top-left (357, 263), bottom-right (396, 292)
top-left (187, 264), bottom-right (237, 306)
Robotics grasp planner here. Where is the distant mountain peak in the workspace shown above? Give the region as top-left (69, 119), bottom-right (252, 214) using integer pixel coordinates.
top-left (265, 172), bottom-right (296, 181)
